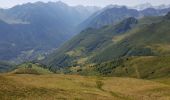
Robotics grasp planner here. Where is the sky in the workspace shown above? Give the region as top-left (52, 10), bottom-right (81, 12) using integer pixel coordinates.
top-left (0, 0), bottom-right (170, 8)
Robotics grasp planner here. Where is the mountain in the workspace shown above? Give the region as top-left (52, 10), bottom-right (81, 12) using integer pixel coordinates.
top-left (0, 1), bottom-right (98, 63)
top-left (141, 7), bottom-right (170, 16)
top-left (1, 2), bottom-right (169, 63)
top-left (43, 17), bottom-right (139, 68)
top-left (91, 13), bottom-right (170, 63)
top-left (43, 12), bottom-right (170, 74)
top-left (77, 6), bottom-right (170, 31)
top-left (78, 6), bottom-right (139, 30)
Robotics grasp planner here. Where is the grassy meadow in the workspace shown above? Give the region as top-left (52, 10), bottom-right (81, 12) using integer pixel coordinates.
top-left (0, 73), bottom-right (170, 100)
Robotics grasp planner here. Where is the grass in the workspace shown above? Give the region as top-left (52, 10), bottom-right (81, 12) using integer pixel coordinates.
top-left (11, 63), bottom-right (52, 75)
top-left (0, 73), bottom-right (169, 100)
top-left (96, 80), bottom-right (104, 90)
top-left (84, 56), bottom-right (170, 79)
top-left (152, 78), bottom-right (170, 85)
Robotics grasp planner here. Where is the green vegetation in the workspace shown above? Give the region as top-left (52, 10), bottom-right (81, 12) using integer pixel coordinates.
top-left (44, 13), bottom-right (170, 70)
top-left (61, 56), bottom-right (170, 79)
top-left (91, 56), bottom-right (170, 79)
top-left (44, 17), bottom-right (138, 67)
top-left (91, 17), bottom-right (170, 62)
top-left (11, 63), bottom-right (52, 75)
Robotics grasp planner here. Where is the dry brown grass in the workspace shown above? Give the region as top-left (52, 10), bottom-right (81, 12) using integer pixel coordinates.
top-left (0, 74), bottom-right (169, 100)
top-left (146, 44), bottom-right (170, 55)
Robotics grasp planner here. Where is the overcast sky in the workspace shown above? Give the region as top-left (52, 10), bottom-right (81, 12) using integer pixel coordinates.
top-left (0, 0), bottom-right (170, 8)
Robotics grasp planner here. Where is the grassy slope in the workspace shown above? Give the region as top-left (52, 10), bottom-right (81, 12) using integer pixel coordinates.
top-left (44, 17), bottom-right (139, 67)
top-left (0, 74), bottom-right (169, 100)
top-left (91, 16), bottom-right (170, 62)
top-left (44, 15), bottom-right (164, 68)
top-left (11, 63), bottom-right (52, 75)
top-left (79, 56), bottom-right (170, 79)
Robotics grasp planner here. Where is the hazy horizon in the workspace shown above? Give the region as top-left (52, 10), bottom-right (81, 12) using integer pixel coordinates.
top-left (0, 0), bottom-right (170, 8)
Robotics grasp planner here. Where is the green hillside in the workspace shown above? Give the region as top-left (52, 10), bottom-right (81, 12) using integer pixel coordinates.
top-left (11, 63), bottom-right (52, 75)
top-left (44, 17), bottom-right (139, 67)
top-left (44, 14), bottom-right (166, 68)
top-left (73, 56), bottom-right (170, 79)
top-left (91, 14), bottom-right (170, 62)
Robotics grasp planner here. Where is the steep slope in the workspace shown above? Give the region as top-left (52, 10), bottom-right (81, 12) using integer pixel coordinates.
top-left (91, 12), bottom-right (170, 62)
top-left (78, 6), bottom-right (139, 30)
top-left (44, 17), bottom-right (139, 68)
top-left (44, 13), bottom-right (169, 71)
top-left (0, 2), bottom-right (98, 63)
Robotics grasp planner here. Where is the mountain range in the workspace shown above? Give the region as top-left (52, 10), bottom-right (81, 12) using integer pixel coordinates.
top-left (0, 1), bottom-right (170, 72)
top-left (78, 5), bottom-right (170, 31)
top-left (133, 3), bottom-right (170, 10)
top-left (0, 1), bottom-right (99, 63)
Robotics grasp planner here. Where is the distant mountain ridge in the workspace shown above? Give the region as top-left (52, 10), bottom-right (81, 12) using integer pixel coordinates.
top-left (78, 5), bottom-right (170, 31)
top-left (133, 3), bottom-right (170, 10)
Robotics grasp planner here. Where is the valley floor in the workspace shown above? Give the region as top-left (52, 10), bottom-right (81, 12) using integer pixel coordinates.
top-left (0, 74), bottom-right (170, 100)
